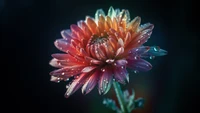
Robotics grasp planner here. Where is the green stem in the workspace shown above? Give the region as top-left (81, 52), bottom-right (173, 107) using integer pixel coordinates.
top-left (113, 81), bottom-right (128, 113)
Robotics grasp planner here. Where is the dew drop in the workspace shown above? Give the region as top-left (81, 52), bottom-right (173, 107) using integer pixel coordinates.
top-left (101, 68), bottom-right (105, 72)
top-left (136, 49), bottom-right (139, 51)
top-left (113, 78), bottom-right (116, 81)
top-left (114, 63), bottom-right (117, 66)
top-left (62, 72), bottom-right (65, 75)
top-left (121, 66), bottom-right (124, 69)
top-left (134, 70), bottom-right (138, 73)
top-left (134, 56), bottom-right (138, 60)
top-left (138, 40), bottom-right (141, 43)
top-left (153, 46), bottom-right (160, 51)
top-left (66, 85), bottom-right (69, 89)
top-left (150, 56), bottom-right (155, 59)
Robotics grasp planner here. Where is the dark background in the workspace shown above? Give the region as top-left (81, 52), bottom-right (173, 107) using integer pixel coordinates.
top-left (1, 0), bottom-right (198, 113)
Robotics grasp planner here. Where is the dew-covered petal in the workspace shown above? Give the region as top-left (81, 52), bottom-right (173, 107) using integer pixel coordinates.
top-left (54, 39), bottom-right (75, 53)
top-left (115, 47), bottom-right (124, 57)
top-left (127, 16), bottom-right (141, 31)
top-left (50, 65), bottom-right (85, 78)
top-left (49, 58), bottom-right (63, 68)
top-left (70, 24), bottom-right (85, 40)
top-left (81, 66), bottom-right (97, 73)
top-left (81, 70), bottom-right (100, 94)
top-left (107, 6), bottom-right (115, 19)
top-left (86, 17), bottom-right (99, 34)
top-left (127, 59), bottom-right (152, 72)
top-left (141, 46), bottom-right (167, 58)
top-left (95, 9), bottom-right (105, 22)
top-left (65, 73), bottom-right (90, 98)
top-left (61, 29), bottom-right (72, 40)
top-left (98, 67), bottom-right (113, 95)
top-left (113, 66), bottom-right (129, 84)
top-left (50, 76), bottom-right (63, 83)
top-left (51, 53), bottom-right (69, 60)
top-left (114, 59), bottom-right (128, 66)
top-left (79, 21), bottom-right (92, 39)
top-left (84, 56), bottom-right (103, 65)
top-left (128, 46), bottom-right (150, 59)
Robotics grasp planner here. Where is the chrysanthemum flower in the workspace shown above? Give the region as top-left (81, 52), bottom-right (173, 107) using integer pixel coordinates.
top-left (49, 6), bottom-right (167, 98)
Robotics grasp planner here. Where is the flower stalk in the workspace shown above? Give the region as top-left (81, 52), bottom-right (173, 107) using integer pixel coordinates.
top-left (113, 81), bottom-right (128, 113)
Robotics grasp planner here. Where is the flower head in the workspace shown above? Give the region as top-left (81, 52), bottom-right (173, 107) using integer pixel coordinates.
top-left (49, 6), bottom-right (167, 98)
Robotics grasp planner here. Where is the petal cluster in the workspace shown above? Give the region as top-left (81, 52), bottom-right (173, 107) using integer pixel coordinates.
top-left (49, 6), bottom-right (167, 98)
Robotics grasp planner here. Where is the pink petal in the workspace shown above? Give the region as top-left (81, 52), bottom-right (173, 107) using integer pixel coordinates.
top-left (60, 29), bottom-right (72, 40)
top-left (81, 70), bottom-right (100, 94)
top-left (81, 66), bottom-right (97, 73)
top-left (54, 39), bottom-right (75, 53)
top-left (84, 56), bottom-right (103, 65)
top-left (65, 73), bottom-right (90, 98)
top-left (70, 24), bottom-right (85, 40)
top-left (50, 65), bottom-right (85, 78)
top-left (50, 76), bottom-right (63, 83)
top-left (115, 47), bottom-right (124, 57)
top-left (51, 53), bottom-right (69, 60)
top-left (127, 59), bottom-right (152, 72)
top-left (98, 67), bottom-right (113, 95)
top-left (49, 58), bottom-right (62, 68)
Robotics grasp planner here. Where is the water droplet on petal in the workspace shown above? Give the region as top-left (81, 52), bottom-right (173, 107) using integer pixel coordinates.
top-left (150, 56), bottom-right (155, 59)
top-left (138, 40), bottom-right (141, 43)
top-left (121, 66), bottom-right (124, 69)
top-left (134, 70), bottom-right (138, 73)
top-left (101, 68), bottom-right (105, 72)
top-left (62, 72), bottom-right (65, 75)
top-left (134, 56), bottom-right (138, 60)
top-left (153, 46), bottom-right (160, 51)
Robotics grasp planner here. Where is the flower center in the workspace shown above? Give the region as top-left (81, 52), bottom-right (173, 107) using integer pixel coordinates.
top-left (89, 33), bottom-right (108, 45)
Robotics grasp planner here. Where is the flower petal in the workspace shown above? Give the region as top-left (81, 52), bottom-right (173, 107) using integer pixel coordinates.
top-left (141, 46), bottom-right (168, 58)
top-left (70, 24), bottom-right (85, 40)
top-left (113, 66), bottom-right (129, 84)
top-left (114, 59), bottom-right (128, 66)
top-left (86, 17), bottom-right (99, 34)
top-left (54, 39), bottom-right (75, 53)
top-left (51, 53), bottom-right (69, 60)
top-left (81, 66), bottom-right (97, 73)
top-left (108, 6), bottom-right (115, 19)
top-left (127, 59), bottom-right (152, 72)
top-left (127, 46), bottom-right (150, 59)
top-left (65, 73), bottom-right (90, 98)
top-left (127, 16), bottom-right (141, 31)
top-left (95, 9), bottom-right (105, 22)
top-left (98, 67), bottom-right (113, 95)
top-left (61, 29), bottom-right (72, 40)
top-left (49, 58), bottom-right (62, 68)
top-left (81, 70), bottom-right (100, 94)
top-left (50, 65), bottom-right (85, 78)
top-left (115, 47), bottom-right (124, 57)
top-left (50, 76), bottom-right (64, 83)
